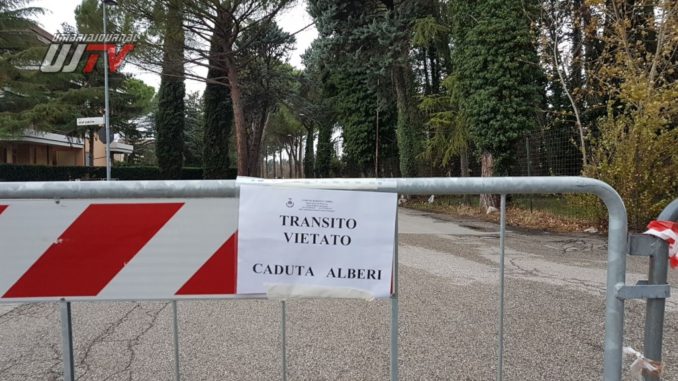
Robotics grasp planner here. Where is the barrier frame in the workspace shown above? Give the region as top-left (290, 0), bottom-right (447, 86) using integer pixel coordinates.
top-left (0, 177), bottom-right (628, 380)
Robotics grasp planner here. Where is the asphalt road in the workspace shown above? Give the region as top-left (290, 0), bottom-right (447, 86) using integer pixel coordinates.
top-left (1, 208), bottom-right (677, 380)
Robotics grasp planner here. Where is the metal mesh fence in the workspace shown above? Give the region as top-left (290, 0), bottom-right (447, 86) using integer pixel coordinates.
top-left (510, 126), bottom-right (583, 177)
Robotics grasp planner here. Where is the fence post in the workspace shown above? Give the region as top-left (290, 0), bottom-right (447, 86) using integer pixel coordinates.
top-left (390, 214), bottom-right (400, 381)
top-left (497, 195), bottom-right (507, 381)
top-left (60, 300), bottom-right (75, 381)
top-left (172, 300), bottom-right (181, 381)
top-left (282, 300), bottom-right (288, 381)
top-left (525, 137), bottom-right (533, 212)
top-left (642, 199), bottom-right (678, 380)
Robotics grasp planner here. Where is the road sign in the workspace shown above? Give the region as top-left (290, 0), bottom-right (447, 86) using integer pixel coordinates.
top-left (0, 198), bottom-right (238, 301)
top-left (76, 117), bottom-right (104, 126)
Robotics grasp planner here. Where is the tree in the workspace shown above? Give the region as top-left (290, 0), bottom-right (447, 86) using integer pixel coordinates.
top-left (419, 76), bottom-right (470, 178)
top-left (202, 20), bottom-right (233, 179)
top-left (155, 0), bottom-right (185, 179)
top-left (238, 22), bottom-right (296, 176)
top-left (309, 0), bottom-right (421, 176)
top-left (451, 0), bottom-right (543, 207)
top-left (184, 0), bottom-right (294, 176)
top-left (0, 0), bottom-right (44, 52)
top-left (538, 0), bottom-right (588, 171)
top-left (0, 2), bottom-right (74, 135)
top-left (121, 0), bottom-right (295, 176)
top-left (184, 91), bottom-right (203, 167)
top-left (298, 42), bottom-right (338, 178)
top-left (0, 0), bottom-right (153, 158)
top-left (266, 105), bottom-right (305, 178)
top-left (582, 0), bottom-right (678, 229)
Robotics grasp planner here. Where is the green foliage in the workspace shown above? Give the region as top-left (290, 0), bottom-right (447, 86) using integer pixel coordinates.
top-left (267, 105), bottom-right (305, 141)
top-left (155, 0), bottom-right (184, 179)
top-left (573, 0), bottom-right (678, 228)
top-left (584, 113), bottom-right (678, 229)
top-left (0, 0), bottom-right (44, 50)
top-left (297, 42), bottom-right (339, 178)
top-left (315, 123), bottom-right (332, 178)
top-left (308, 0), bottom-right (413, 177)
top-left (202, 81), bottom-right (233, 178)
top-left (412, 16), bottom-right (448, 48)
top-left (184, 91), bottom-right (203, 167)
top-left (303, 127), bottom-right (314, 178)
top-left (0, 164), bottom-right (217, 181)
top-left (239, 21), bottom-right (296, 176)
top-left (0, 0), bottom-right (154, 141)
top-left (451, 0), bottom-right (543, 175)
top-left (201, 19), bottom-right (233, 179)
top-left (156, 79), bottom-right (185, 179)
top-left (419, 76), bottom-right (469, 170)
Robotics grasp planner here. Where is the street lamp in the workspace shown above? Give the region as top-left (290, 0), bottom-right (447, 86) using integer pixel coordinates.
top-left (103, 0), bottom-right (117, 181)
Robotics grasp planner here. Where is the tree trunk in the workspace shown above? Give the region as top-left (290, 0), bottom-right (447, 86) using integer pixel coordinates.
top-left (460, 145), bottom-right (470, 204)
top-left (202, 12), bottom-right (232, 180)
top-left (297, 137), bottom-right (304, 178)
top-left (156, 0), bottom-right (185, 180)
top-left (88, 128), bottom-right (94, 167)
top-left (224, 54), bottom-right (248, 176)
top-left (316, 124), bottom-right (332, 178)
top-left (392, 64), bottom-right (419, 177)
top-left (303, 127), bottom-right (314, 178)
top-left (479, 152), bottom-right (499, 209)
top-left (272, 151), bottom-right (277, 178)
top-left (285, 143), bottom-right (294, 179)
top-left (247, 108), bottom-right (270, 177)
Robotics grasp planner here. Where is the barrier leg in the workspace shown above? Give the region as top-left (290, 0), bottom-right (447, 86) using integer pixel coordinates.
top-left (643, 250), bottom-right (667, 381)
top-left (172, 300), bottom-right (181, 381)
top-left (281, 300), bottom-right (287, 381)
top-left (60, 300), bottom-right (75, 381)
top-left (390, 214), bottom-right (399, 381)
top-left (640, 201), bottom-right (678, 380)
top-left (497, 195), bottom-right (507, 381)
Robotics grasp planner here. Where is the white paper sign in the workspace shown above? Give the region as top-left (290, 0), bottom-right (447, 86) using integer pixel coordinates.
top-left (237, 185), bottom-right (397, 298)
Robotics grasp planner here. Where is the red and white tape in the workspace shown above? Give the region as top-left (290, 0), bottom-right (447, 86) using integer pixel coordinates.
top-left (644, 220), bottom-right (678, 268)
top-left (0, 199), bottom-right (238, 301)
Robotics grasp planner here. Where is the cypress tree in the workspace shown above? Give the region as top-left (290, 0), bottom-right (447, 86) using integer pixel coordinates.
top-left (303, 126), bottom-right (314, 178)
top-left (156, 0), bottom-right (185, 179)
top-left (202, 19), bottom-right (233, 179)
top-left (315, 123), bottom-right (332, 178)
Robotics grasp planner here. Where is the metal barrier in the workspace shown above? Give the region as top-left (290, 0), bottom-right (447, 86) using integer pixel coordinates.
top-left (627, 199), bottom-right (678, 381)
top-left (0, 177), bottom-right (630, 380)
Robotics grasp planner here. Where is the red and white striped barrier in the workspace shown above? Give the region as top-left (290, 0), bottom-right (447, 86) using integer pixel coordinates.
top-left (0, 199), bottom-right (238, 302)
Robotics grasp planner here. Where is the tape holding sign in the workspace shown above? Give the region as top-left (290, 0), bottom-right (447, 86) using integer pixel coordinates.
top-left (0, 198), bottom-right (238, 302)
top-left (236, 185), bottom-right (397, 298)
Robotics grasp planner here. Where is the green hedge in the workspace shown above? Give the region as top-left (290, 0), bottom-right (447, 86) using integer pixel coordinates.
top-left (0, 164), bottom-right (237, 181)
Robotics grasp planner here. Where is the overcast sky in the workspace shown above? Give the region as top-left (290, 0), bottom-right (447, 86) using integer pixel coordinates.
top-left (31, 0), bottom-right (318, 93)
